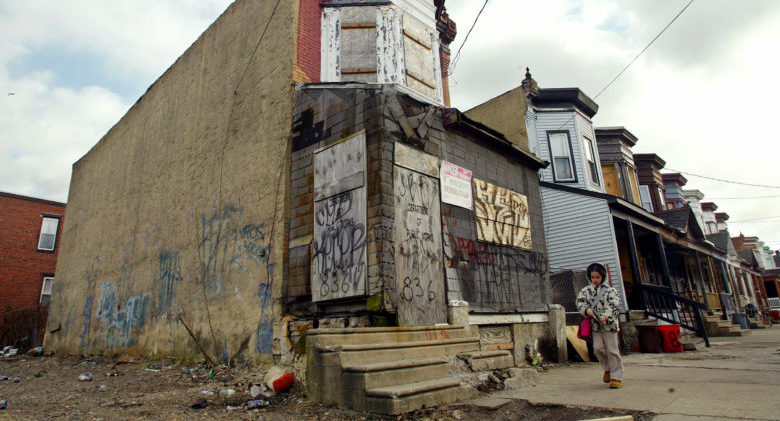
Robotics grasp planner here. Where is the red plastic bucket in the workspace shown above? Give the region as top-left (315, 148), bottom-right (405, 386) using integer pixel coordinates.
top-left (658, 324), bottom-right (683, 352)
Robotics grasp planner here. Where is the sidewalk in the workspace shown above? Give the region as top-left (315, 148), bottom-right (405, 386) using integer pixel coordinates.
top-left (489, 328), bottom-right (780, 420)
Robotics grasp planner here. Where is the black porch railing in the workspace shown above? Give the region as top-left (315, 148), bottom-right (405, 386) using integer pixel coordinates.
top-left (638, 284), bottom-right (710, 347)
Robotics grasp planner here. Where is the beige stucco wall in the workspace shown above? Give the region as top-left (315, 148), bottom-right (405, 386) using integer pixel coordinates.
top-left (45, 0), bottom-right (298, 362)
top-left (465, 86), bottom-right (530, 152)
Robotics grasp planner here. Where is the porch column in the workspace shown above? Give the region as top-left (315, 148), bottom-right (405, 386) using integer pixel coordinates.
top-left (694, 251), bottom-right (710, 310)
top-left (625, 219), bottom-right (645, 307)
top-left (655, 233), bottom-right (672, 289)
top-left (719, 261), bottom-right (732, 294)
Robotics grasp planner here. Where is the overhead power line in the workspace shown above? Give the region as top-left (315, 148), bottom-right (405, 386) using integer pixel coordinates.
top-left (708, 195), bottom-right (780, 200)
top-left (593, 0), bottom-right (695, 99)
top-left (728, 215), bottom-right (780, 223)
top-left (665, 168), bottom-right (780, 189)
top-left (448, 0), bottom-right (489, 77)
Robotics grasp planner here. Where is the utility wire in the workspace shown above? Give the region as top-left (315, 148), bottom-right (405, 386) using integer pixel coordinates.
top-left (665, 168), bottom-right (780, 189)
top-left (593, 0), bottom-right (695, 99)
top-left (708, 195), bottom-right (780, 200)
top-left (550, 0), bottom-right (694, 131)
top-left (448, 0), bottom-right (489, 77)
top-left (728, 215), bottom-right (780, 223)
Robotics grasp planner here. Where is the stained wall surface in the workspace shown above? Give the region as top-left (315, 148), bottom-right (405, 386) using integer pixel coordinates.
top-left (45, 0), bottom-right (298, 360)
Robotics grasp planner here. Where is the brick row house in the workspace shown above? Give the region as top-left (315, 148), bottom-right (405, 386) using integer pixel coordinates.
top-left (0, 192), bottom-right (65, 349)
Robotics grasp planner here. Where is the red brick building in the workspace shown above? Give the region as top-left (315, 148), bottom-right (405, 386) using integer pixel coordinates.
top-left (0, 192), bottom-right (65, 348)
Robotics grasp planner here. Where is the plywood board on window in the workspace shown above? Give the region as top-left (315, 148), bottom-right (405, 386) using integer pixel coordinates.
top-left (473, 178), bottom-right (532, 250)
top-left (394, 141), bottom-right (439, 178)
top-left (393, 166), bottom-right (446, 325)
top-left (403, 13), bottom-right (435, 98)
top-left (312, 132), bottom-right (367, 302)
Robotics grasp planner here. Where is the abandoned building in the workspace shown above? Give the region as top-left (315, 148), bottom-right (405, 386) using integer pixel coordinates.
top-left (44, 0), bottom-right (568, 413)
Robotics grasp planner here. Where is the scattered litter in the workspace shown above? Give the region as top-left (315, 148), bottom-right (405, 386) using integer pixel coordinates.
top-left (250, 385), bottom-right (262, 398)
top-left (219, 388), bottom-right (236, 397)
top-left (209, 369), bottom-right (215, 378)
top-left (143, 368), bottom-right (160, 372)
top-left (201, 390), bottom-right (215, 396)
top-left (0, 375), bottom-right (8, 381)
top-left (105, 372), bottom-right (119, 377)
top-left (191, 399), bottom-right (208, 409)
top-left (226, 405), bottom-right (239, 411)
top-left (34, 372), bottom-right (42, 378)
top-left (1, 346), bottom-right (18, 357)
top-left (95, 385), bottom-right (108, 392)
top-left (245, 399), bottom-right (269, 410)
top-left (79, 373), bottom-right (93, 381)
top-left (0, 399), bottom-right (7, 409)
top-left (27, 347), bottom-right (44, 357)
top-left (264, 366), bottom-right (294, 392)
top-left (12, 377), bottom-right (20, 383)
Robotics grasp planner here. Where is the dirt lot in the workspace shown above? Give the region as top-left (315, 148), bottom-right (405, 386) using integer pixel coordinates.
top-left (0, 355), bottom-right (652, 420)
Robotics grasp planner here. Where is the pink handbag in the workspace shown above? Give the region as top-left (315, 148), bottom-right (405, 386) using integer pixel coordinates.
top-left (577, 318), bottom-right (592, 339)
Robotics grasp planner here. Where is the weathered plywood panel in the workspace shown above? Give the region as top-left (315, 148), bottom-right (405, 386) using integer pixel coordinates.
top-left (403, 14), bottom-right (435, 98)
top-left (314, 131), bottom-right (366, 194)
top-left (441, 204), bottom-right (548, 312)
top-left (312, 132), bottom-right (368, 302)
top-left (321, 7), bottom-right (341, 81)
top-left (473, 178), bottom-right (532, 250)
top-left (311, 189), bottom-right (367, 301)
top-left (393, 166), bottom-right (446, 325)
top-left (394, 141), bottom-right (439, 178)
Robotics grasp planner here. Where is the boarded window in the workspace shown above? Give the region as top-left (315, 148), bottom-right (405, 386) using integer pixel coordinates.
top-left (403, 13), bottom-right (436, 98)
top-left (473, 179), bottom-right (532, 250)
top-left (340, 7), bottom-right (377, 83)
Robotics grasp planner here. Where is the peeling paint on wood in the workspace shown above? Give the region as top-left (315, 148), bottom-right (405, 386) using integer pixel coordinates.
top-left (321, 7), bottom-right (341, 81)
top-left (376, 6), bottom-right (405, 84)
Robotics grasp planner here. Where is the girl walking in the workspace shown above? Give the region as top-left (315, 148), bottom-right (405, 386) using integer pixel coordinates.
top-left (576, 262), bottom-right (624, 388)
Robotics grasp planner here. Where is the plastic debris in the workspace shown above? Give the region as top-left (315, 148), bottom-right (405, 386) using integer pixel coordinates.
top-left (34, 372), bottom-right (42, 378)
top-left (0, 375), bottom-right (8, 381)
top-left (201, 390), bottom-right (215, 396)
top-left (245, 399), bottom-right (269, 410)
top-left (226, 405), bottom-right (239, 411)
top-left (12, 377), bottom-right (20, 383)
top-left (95, 385), bottom-right (108, 392)
top-left (78, 373), bottom-right (93, 381)
top-left (250, 385), bottom-right (262, 398)
top-left (27, 347), bottom-right (44, 357)
top-left (1, 346), bottom-right (18, 357)
top-left (219, 388), bottom-right (236, 397)
top-left (0, 399), bottom-right (7, 409)
top-left (264, 366), bottom-right (294, 392)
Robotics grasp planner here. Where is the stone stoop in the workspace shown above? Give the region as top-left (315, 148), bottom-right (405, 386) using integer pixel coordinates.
top-left (456, 350), bottom-right (514, 371)
top-left (703, 315), bottom-right (749, 337)
top-left (306, 325), bottom-right (480, 415)
top-left (748, 316), bottom-right (767, 329)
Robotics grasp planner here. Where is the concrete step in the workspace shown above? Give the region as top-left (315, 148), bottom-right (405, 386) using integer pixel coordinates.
top-left (457, 350), bottom-right (514, 371)
top-left (307, 325), bottom-right (471, 347)
top-left (342, 357), bottom-right (449, 390)
top-left (365, 379), bottom-right (477, 415)
top-left (319, 337), bottom-right (481, 365)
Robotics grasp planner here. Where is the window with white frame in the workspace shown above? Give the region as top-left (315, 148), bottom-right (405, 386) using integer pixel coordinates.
top-left (40, 276), bottom-right (54, 304)
top-left (639, 185), bottom-right (654, 212)
top-left (583, 136), bottom-right (599, 184)
top-left (547, 132), bottom-right (575, 182)
top-left (37, 217), bottom-right (59, 251)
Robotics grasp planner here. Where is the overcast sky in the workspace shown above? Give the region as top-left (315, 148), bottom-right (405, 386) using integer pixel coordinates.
top-left (1, 0), bottom-right (777, 253)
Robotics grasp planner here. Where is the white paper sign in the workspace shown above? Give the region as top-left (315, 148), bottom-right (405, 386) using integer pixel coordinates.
top-left (440, 161), bottom-right (473, 209)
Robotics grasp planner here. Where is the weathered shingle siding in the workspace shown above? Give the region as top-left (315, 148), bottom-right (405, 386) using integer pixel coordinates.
top-left (540, 187), bottom-right (626, 309)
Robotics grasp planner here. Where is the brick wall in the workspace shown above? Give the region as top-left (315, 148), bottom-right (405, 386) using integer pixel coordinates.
top-left (0, 192), bottom-right (65, 333)
top-left (296, 0), bottom-right (322, 82)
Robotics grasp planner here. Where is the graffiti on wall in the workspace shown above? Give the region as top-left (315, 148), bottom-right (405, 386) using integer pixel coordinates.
top-left (441, 204), bottom-right (548, 312)
top-left (312, 131), bottom-right (367, 301)
top-left (473, 179), bottom-right (532, 250)
top-left (79, 256), bottom-right (100, 349)
top-left (199, 199), bottom-right (272, 293)
top-left (157, 250), bottom-right (183, 318)
top-left (393, 165), bottom-right (446, 325)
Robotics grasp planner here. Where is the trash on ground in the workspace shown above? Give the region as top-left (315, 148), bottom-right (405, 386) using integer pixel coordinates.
top-left (0, 399), bottom-right (7, 409)
top-left (219, 388), bottom-right (236, 397)
top-left (191, 399), bottom-right (208, 409)
top-left (78, 373), bottom-right (93, 381)
top-left (201, 390), bottom-right (215, 396)
top-left (245, 399), bottom-right (270, 410)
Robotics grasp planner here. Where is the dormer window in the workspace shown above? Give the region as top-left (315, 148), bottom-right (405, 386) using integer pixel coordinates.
top-left (547, 131), bottom-right (576, 182)
top-left (583, 136), bottom-right (599, 185)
